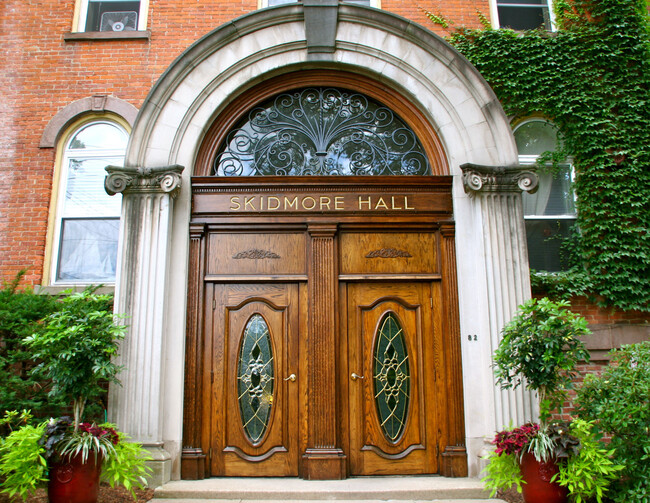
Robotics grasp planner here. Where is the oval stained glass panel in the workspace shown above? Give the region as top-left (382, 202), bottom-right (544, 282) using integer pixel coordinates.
top-left (373, 312), bottom-right (410, 442)
top-left (237, 314), bottom-right (274, 444)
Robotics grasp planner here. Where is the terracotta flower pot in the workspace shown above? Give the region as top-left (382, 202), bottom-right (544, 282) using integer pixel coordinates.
top-left (519, 452), bottom-right (568, 503)
top-left (48, 451), bottom-right (103, 503)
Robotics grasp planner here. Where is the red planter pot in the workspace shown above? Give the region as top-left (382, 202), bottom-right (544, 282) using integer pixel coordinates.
top-left (519, 452), bottom-right (568, 503)
top-left (48, 452), bottom-right (103, 503)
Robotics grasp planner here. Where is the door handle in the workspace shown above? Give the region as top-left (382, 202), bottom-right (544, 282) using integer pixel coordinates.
top-left (284, 373), bottom-right (296, 382)
top-left (351, 372), bottom-right (365, 380)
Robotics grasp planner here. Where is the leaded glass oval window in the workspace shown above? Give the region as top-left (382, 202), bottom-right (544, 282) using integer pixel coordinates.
top-left (237, 314), bottom-right (274, 444)
top-left (373, 312), bottom-right (410, 442)
top-left (214, 87), bottom-right (430, 176)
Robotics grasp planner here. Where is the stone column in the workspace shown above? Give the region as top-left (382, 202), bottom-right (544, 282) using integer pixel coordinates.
top-left (460, 164), bottom-right (539, 431)
top-left (104, 164), bottom-right (184, 487)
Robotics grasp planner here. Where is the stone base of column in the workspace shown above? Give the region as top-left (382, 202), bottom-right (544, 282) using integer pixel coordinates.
top-left (143, 445), bottom-right (172, 488)
top-left (301, 448), bottom-right (346, 480)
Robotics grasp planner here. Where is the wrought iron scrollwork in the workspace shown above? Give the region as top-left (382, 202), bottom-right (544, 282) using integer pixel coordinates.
top-left (214, 88), bottom-right (430, 176)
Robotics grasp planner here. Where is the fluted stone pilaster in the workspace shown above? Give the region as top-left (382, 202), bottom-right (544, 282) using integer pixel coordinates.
top-left (105, 164), bottom-right (184, 486)
top-left (461, 164), bottom-right (539, 430)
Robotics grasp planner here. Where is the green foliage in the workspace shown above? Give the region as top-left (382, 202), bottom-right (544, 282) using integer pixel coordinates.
top-left (23, 289), bottom-right (126, 430)
top-left (574, 342), bottom-right (650, 501)
top-left (554, 419), bottom-right (624, 503)
top-left (101, 429), bottom-right (152, 498)
top-left (0, 271), bottom-right (64, 421)
top-left (494, 298), bottom-right (590, 424)
top-left (447, 0), bottom-right (650, 312)
top-left (0, 421), bottom-right (47, 500)
top-left (481, 447), bottom-right (524, 497)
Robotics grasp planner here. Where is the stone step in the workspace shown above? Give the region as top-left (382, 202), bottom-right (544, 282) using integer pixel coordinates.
top-left (152, 477), bottom-right (504, 502)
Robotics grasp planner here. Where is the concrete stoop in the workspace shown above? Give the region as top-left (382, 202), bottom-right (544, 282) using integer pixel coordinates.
top-left (152, 477), bottom-right (506, 502)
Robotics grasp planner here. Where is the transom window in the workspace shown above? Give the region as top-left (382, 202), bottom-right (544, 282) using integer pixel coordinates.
top-left (214, 87), bottom-right (430, 176)
top-left (516, 120), bottom-right (576, 272)
top-left (76, 0), bottom-right (148, 32)
top-left (494, 0), bottom-right (553, 30)
top-left (52, 121), bottom-right (126, 284)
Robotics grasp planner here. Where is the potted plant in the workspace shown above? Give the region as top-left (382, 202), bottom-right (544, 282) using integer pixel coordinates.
top-left (481, 297), bottom-right (622, 503)
top-left (0, 289), bottom-right (150, 503)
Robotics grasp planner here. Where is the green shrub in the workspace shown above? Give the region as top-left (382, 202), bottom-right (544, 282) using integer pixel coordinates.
top-left (493, 297), bottom-right (591, 425)
top-left (0, 420), bottom-right (47, 500)
top-left (0, 271), bottom-right (63, 423)
top-left (553, 419), bottom-right (624, 503)
top-left (23, 289), bottom-right (126, 430)
top-left (574, 341), bottom-right (650, 502)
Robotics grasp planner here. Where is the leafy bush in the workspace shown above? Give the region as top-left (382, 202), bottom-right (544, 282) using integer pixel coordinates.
top-left (493, 297), bottom-right (591, 424)
top-left (23, 289), bottom-right (126, 430)
top-left (101, 429), bottom-right (152, 497)
top-left (0, 271), bottom-right (63, 422)
top-left (0, 420), bottom-right (47, 500)
top-left (552, 419), bottom-right (623, 503)
top-left (574, 341), bottom-right (650, 502)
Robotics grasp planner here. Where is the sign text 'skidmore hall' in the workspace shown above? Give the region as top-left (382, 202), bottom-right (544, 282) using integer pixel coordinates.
top-left (229, 194), bottom-right (415, 212)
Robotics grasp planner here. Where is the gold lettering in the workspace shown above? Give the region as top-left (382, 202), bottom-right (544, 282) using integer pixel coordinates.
top-left (284, 196), bottom-right (298, 210)
top-left (335, 196), bottom-right (344, 210)
top-left (358, 196), bottom-right (371, 210)
top-left (302, 196), bottom-right (316, 210)
top-left (404, 196), bottom-right (414, 210)
top-left (267, 196), bottom-right (281, 210)
top-left (244, 196), bottom-right (256, 211)
top-left (374, 197), bottom-right (389, 210)
top-left (320, 196), bottom-right (331, 210)
top-left (391, 196), bottom-right (402, 210)
top-left (230, 196), bottom-right (241, 211)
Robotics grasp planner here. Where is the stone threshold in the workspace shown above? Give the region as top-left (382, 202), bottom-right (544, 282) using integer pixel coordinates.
top-left (152, 476), bottom-right (505, 501)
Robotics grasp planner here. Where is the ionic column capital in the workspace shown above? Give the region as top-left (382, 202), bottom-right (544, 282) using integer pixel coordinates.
top-left (460, 163), bottom-right (538, 194)
top-left (105, 165), bottom-right (184, 198)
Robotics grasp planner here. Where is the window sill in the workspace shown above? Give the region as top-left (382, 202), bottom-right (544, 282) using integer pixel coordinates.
top-left (64, 30), bottom-right (150, 41)
top-left (38, 284), bottom-right (115, 295)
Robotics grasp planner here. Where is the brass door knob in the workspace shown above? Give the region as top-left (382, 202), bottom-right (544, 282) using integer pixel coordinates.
top-left (284, 373), bottom-right (296, 382)
top-left (351, 372), bottom-right (365, 380)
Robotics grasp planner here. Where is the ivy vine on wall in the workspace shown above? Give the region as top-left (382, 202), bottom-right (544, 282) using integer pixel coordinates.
top-left (432, 0), bottom-right (650, 312)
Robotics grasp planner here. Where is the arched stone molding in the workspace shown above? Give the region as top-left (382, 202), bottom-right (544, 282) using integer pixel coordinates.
top-left (39, 95), bottom-right (138, 148)
top-left (111, 3), bottom-right (534, 481)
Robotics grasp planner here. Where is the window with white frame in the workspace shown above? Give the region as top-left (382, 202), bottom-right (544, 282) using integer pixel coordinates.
top-left (262, 0), bottom-right (379, 7)
top-left (52, 121), bottom-right (127, 284)
top-left (494, 0), bottom-right (553, 30)
top-left (515, 120), bottom-right (576, 272)
top-left (76, 0), bottom-right (148, 32)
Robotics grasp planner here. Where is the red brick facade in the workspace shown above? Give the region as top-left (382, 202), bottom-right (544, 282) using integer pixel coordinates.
top-left (0, 0), bottom-right (488, 287)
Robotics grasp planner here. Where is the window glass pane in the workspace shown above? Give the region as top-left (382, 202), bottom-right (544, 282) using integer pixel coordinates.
top-left (374, 312), bottom-right (410, 443)
top-left (514, 120), bottom-right (558, 155)
top-left (238, 314), bottom-right (274, 444)
top-left (69, 123), bottom-right (128, 150)
top-left (267, 0), bottom-right (295, 5)
top-left (214, 87), bottom-right (430, 176)
top-left (57, 218), bottom-right (119, 281)
top-left (497, 5), bottom-right (550, 30)
top-left (523, 166), bottom-right (575, 216)
top-left (525, 219), bottom-right (574, 272)
top-left (63, 158), bottom-right (123, 217)
top-left (86, 1), bottom-right (140, 32)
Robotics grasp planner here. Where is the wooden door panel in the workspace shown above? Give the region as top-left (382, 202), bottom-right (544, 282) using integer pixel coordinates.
top-left (347, 282), bottom-right (437, 475)
top-left (210, 283), bottom-right (299, 476)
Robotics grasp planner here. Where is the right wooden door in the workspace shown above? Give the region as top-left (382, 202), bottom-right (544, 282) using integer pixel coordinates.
top-left (346, 282), bottom-right (441, 475)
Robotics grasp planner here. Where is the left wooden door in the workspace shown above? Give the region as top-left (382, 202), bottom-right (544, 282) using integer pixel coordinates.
top-left (207, 283), bottom-right (300, 476)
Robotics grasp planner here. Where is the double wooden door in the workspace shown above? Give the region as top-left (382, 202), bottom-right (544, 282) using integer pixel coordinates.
top-left (204, 251), bottom-right (442, 477)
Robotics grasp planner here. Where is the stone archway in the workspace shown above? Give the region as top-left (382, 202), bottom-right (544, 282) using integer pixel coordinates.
top-left (106, 3), bottom-right (537, 484)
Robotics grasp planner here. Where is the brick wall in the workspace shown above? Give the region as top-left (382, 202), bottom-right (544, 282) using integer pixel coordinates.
top-left (0, 0), bottom-right (489, 286)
